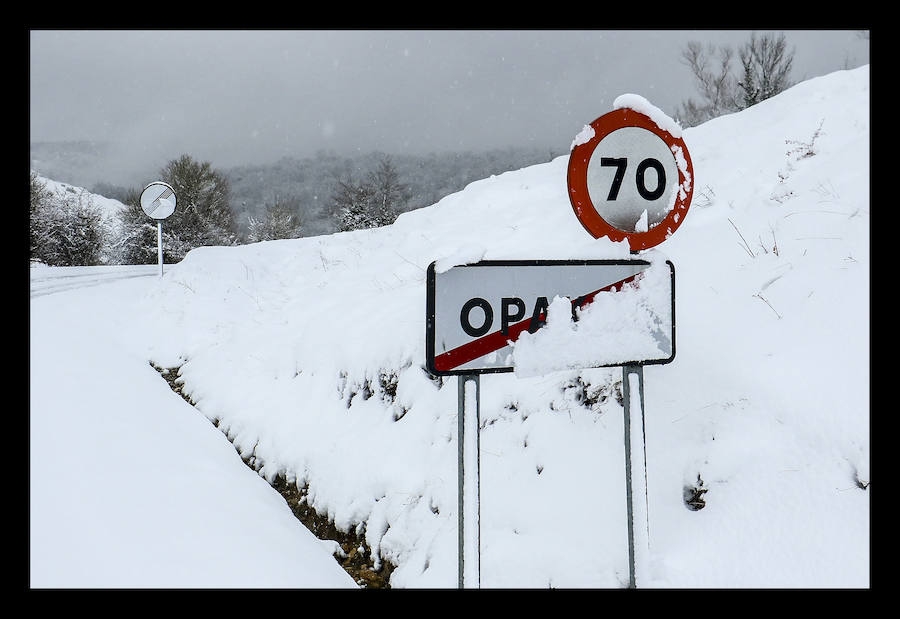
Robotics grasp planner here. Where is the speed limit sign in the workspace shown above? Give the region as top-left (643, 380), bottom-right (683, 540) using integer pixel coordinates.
top-left (567, 107), bottom-right (694, 251)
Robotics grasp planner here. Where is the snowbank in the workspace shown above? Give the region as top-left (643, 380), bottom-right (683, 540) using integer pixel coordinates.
top-left (34, 66), bottom-right (869, 588)
top-left (34, 174), bottom-right (127, 232)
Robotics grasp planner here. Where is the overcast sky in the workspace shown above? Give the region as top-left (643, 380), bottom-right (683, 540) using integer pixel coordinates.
top-left (30, 30), bottom-right (869, 185)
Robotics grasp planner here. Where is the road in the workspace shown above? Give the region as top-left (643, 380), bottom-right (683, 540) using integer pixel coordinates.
top-left (30, 264), bottom-right (161, 298)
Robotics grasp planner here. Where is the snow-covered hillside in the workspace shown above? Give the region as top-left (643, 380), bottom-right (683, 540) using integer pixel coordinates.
top-left (34, 174), bottom-right (127, 232)
top-left (31, 66), bottom-right (869, 588)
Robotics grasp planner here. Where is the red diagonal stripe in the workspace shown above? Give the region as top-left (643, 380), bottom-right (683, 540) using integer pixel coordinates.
top-left (433, 273), bottom-right (641, 372)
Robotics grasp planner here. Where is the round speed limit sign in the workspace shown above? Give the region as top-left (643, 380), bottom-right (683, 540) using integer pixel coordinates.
top-left (567, 107), bottom-right (693, 251)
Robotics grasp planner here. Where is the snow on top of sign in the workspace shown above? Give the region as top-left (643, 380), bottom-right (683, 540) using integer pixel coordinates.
top-left (511, 258), bottom-right (672, 377)
top-left (570, 124), bottom-right (596, 151)
top-left (613, 93), bottom-right (683, 138)
top-left (433, 242), bottom-right (487, 273)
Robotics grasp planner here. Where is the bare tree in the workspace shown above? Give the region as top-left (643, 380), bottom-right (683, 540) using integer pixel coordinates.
top-left (367, 155), bottom-right (410, 224)
top-left (737, 32), bottom-right (794, 108)
top-left (677, 32), bottom-right (795, 127)
top-left (331, 155), bottom-right (409, 231)
top-left (678, 41), bottom-right (740, 125)
top-left (247, 195), bottom-right (303, 242)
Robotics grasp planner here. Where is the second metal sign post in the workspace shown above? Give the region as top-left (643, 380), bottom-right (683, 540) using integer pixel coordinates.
top-left (139, 181), bottom-right (177, 277)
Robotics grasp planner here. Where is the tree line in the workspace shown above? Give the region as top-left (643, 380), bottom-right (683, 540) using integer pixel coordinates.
top-left (30, 147), bottom-right (559, 266)
top-left (31, 32), bottom-right (797, 267)
top-left (29, 151), bottom-right (443, 266)
top-left (30, 171), bottom-right (106, 266)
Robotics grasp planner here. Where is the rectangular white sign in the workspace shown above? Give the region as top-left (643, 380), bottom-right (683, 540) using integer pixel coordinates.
top-left (426, 259), bottom-right (675, 376)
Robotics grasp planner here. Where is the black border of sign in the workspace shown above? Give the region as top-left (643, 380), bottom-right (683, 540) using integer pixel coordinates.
top-left (425, 259), bottom-right (676, 377)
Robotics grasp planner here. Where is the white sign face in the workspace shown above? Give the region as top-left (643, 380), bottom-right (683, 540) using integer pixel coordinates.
top-left (426, 259), bottom-right (675, 375)
top-left (586, 127), bottom-right (680, 232)
top-left (140, 181), bottom-right (177, 220)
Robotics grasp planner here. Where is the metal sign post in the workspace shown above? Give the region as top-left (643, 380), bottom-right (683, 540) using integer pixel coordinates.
top-left (157, 221), bottom-right (164, 277)
top-left (140, 181), bottom-right (177, 277)
top-left (457, 374), bottom-right (481, 588)
top-left (622, 364), bottom-right (650, 588)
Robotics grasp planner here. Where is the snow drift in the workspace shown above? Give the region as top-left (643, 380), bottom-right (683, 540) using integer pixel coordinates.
top-left (59, 67), bottom-right (871, 587)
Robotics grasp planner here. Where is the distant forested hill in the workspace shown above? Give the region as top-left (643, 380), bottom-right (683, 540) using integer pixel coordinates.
top-left (223, 147), bottom-right (562, 237)
top-left (30, 143), bottom-right (563, 239)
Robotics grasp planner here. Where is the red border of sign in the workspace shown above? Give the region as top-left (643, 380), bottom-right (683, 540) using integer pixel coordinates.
top-left (567, 108), bottom-right (694, 251)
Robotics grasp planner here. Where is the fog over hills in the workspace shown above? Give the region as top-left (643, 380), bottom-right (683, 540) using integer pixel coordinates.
top-left (30, 142), bottom-right (564, 237)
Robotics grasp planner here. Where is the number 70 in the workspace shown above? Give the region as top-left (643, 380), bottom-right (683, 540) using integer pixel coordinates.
top-left (600, 157), bottom-right (667, 201)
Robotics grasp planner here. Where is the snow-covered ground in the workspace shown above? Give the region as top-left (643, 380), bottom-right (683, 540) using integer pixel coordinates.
top-left (30, 66), bottom-right (869, 588)
top-left (30, 274), bottom-right (356, 588)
